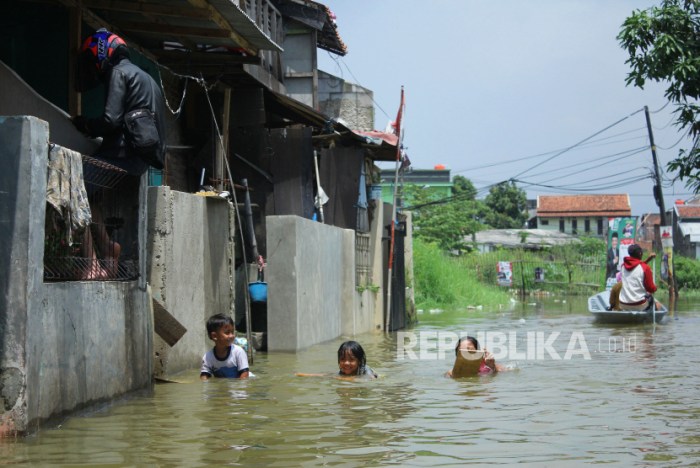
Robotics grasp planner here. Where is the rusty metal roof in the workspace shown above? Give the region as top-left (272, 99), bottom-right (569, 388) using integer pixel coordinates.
top-left (273, 0), bottom-right (347, 55)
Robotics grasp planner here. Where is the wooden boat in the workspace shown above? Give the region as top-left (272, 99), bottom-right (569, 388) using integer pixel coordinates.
top-left (588, 290), bottom-right (667, 324)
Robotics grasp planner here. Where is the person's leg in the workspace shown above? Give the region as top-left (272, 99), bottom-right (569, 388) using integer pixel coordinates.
top-left (80, 203), bottom-right (121, 279)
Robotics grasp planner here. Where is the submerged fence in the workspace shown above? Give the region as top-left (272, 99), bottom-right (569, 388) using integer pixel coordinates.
top-left (461, 250), bottom-right (606, 295)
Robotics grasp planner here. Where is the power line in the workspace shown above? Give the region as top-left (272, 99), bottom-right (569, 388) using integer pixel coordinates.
top-left (511, 108), bottom-right (646, 179)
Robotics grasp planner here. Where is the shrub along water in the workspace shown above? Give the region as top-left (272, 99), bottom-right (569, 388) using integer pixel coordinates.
top-left (413, 239), bottom-right (511, 310)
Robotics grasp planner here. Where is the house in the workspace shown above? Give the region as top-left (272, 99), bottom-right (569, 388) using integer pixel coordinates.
top-left (1, 0), bottom-right (412, 436)
top-left (673, 203), bottom-right (700, 258)
top-left (473, 229), bottom-right (580, 253)
top-left (531, 194), bottom-right (632, 236)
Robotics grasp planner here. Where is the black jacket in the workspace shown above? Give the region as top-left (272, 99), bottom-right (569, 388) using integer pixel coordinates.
top-left (87, 58), bottom-right (166, 168)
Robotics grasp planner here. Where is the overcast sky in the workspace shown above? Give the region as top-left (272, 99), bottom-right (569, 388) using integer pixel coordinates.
top-left (317, 1), bottom-right (695, 217)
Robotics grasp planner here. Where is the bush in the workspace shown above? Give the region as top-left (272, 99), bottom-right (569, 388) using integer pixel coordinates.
top-left (672, 255), bottom-right (700, 291)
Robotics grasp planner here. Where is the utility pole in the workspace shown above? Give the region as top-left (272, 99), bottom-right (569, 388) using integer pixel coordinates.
top-left (644, 105), bottom-right (675, 311)
top-left (644, 106), bottom-right (667, 224)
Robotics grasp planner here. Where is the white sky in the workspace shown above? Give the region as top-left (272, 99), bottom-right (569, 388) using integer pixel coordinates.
top-left (317, 0), bottom-right (695, 217)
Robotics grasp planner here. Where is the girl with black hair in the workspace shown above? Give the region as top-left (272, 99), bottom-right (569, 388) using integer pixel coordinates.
top-left (337, 341), bottom-right (378, 378)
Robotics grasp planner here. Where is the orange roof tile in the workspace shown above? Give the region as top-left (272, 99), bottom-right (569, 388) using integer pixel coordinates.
top-left (676, 205), bottom-right (700, 219)
top-left (537, 194), bottom-right (631, 218)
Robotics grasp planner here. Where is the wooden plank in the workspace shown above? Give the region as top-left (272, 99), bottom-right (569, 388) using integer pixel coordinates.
top-left (152, 297), bottom-right (188, 347)
top-left (80, 0), bottom-right (211, 19)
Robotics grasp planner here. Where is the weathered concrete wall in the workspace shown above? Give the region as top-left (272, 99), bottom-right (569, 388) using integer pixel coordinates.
top-left (267, 216), bottom-right (363, 351)
top-left (0, 116), bottom-right (152, 436)
top-left (147, 187), bottom-right (234, 377)
top-left (318, 70), bottom-right (375, 132)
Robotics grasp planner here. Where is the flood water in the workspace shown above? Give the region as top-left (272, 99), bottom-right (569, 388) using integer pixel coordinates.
top-left (4, 295), bottom-right (700, 466)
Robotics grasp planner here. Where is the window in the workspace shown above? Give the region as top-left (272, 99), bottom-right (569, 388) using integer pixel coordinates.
top-left (572, 219), bottom-right (578, 235)
top-left (559, 219), bottom-right (565, 233)
top-left (541, 219), bottom-right (549, 226)
top-left (597, 219), bottom-right (603, 235)
top-left (585, 219), bottom-right (590, 233)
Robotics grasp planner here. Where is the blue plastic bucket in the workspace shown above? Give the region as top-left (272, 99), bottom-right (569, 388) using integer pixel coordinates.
top-left (248, 281), bottom-right (268, 303)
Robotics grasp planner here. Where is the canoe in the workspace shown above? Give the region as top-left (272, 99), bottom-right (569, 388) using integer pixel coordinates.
top-left (588, 290), bottom-right (667, 324)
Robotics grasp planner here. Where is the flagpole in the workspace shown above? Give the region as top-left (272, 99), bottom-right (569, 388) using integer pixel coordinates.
top-left (385, 86), bottom-right (404, 332)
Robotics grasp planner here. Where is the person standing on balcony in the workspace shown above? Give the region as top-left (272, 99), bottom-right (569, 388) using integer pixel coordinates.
top-left (72, 28), bottom-right (166, 279)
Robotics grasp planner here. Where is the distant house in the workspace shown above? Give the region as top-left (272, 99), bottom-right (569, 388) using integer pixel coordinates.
top-left (637, 212), bottom-right (668, 252)
top-left (473, 229), bottom-right (580, 253)
top-left (673, 204), bottom-right (700, 258)
top-left (531, 194), bottom-right (632, 236)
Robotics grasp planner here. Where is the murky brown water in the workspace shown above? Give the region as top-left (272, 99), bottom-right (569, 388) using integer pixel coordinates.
top-left (3, 296), bottom-right (700, 466)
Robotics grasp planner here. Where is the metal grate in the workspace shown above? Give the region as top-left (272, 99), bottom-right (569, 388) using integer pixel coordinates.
top-left (355, 232), bottom-right (371, 287)
top-left (43, 154), bottom-right (139, 282)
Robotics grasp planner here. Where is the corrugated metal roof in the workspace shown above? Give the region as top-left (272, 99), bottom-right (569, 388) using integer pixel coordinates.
top-left (679, 221), bottom-right (700, 242)
top-left (474, 229), bottom-right (580, 248)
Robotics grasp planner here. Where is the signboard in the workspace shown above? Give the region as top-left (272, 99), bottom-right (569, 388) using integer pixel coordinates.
top-left (497, 261), bottom-right (513, 287)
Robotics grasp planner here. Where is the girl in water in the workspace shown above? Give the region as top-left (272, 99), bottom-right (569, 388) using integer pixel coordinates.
top-left (447, 336), bottom-right (503, 377)
top-left (337, 341), bottom-right (378, 379)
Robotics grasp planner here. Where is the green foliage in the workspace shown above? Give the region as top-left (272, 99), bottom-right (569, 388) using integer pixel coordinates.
top-left (404, 177), bottom-right (486, 253)
top-left (452, 175), bottom-right (477, 199)
top-left (413, 239), bottom-right (511, 309)
top-left (618, 1), bottom-right (700, 191)
top-left (462, 242), bottom-right (606, 294)
top-left (484, 181), bottom-right (528, 228)
top-left (672, 255), bottom-right (700, 290)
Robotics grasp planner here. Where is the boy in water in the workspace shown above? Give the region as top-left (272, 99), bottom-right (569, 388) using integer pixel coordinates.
top-left (200, 314), bottom-right (250, 380)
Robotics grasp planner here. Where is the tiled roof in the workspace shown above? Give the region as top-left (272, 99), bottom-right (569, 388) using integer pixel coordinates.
top-left (676, 205), bottom-right (700, 219)
top-left (537, 194), bottom-right (631, 218)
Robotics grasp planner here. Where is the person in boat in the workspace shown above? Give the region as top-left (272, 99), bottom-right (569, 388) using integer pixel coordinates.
top-left (619, 244), bottom-right (657, 311)
top-left (446, 336), bottom-right (503, 377)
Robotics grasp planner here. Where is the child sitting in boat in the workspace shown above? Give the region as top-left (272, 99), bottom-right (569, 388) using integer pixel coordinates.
top-left (337, 341), bottom-right (378, 379)
top-left (618, 244), bottom-right (657, 311)
top-left (200, 313), bottom-right (250, 380)
top-left (446, 336), bottom-right (503, 377)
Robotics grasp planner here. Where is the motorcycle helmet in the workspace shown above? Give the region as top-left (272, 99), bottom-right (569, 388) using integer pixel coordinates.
top-left (80, 28), bottom-right (127, 73)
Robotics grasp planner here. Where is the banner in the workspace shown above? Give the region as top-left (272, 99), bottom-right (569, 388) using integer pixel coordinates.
top-left (606, 217), bottom-right (638, 289)
top-left (660, 225), bottom-right (673, 280)
top-left (497, 261), bottom-right (513, 287)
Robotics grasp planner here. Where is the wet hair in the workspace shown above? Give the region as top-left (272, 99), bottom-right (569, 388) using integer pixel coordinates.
top-left (337, 341), bottom-right (367, 371)
top-left (628, 244), bottom-right (643, 259)
top-left (206, 313), bottom-right (234, 336)
top-left (455, 336), bottom-right (480, 356)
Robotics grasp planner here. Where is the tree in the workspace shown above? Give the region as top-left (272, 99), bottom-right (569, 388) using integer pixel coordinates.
top-left (483, 181), bottom-right (528, 229)
top-left (403, 175), bottom-right (486, 253)
top-left (452, 175), bottom-right (477, 200)
top-left (618, 1), bottom-right (700, 190)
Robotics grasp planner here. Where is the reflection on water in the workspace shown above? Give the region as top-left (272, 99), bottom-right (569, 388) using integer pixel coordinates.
top-left (3, 298), bottom-right (700, 465)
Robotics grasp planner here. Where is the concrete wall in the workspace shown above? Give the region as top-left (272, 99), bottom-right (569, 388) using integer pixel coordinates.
top-left (318, 70), bottom-right (375, 132)
top-left (146, 187), bottom-right (235, 377)
top-left (0, 116), bottom-right (152, 436)
top-left (266, 216), bottom-right (362, 351)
